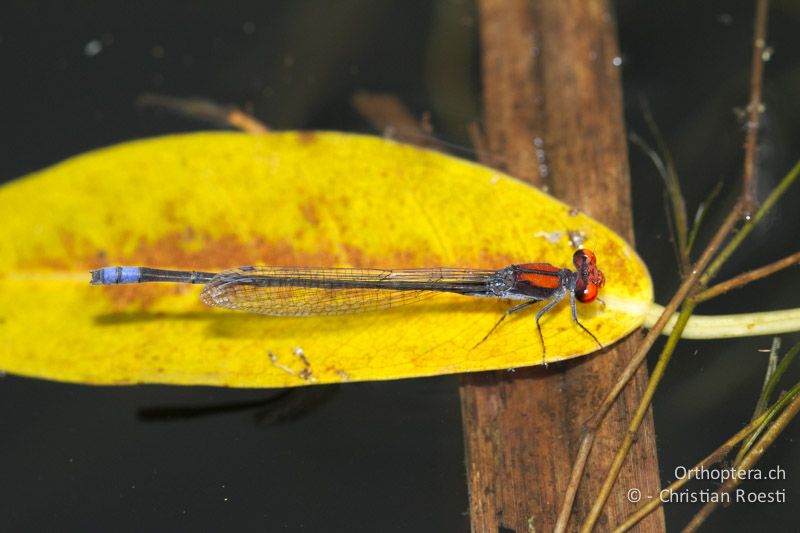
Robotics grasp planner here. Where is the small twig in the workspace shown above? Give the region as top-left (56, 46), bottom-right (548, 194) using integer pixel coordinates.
top-left (682, 385), bottom-right (800, 532)
top-left (693, 250), bottom-right (800, 303)
top-left (351, 91), bottom-right (499, 162)
top-left (351, 91), bottom-right (444, 150)
top-left (740, 0), bottom-right (771, 213)
top-left (226, 109), bottom-right (270, 134)
top-left (136, 93), bottom-right (269, 133)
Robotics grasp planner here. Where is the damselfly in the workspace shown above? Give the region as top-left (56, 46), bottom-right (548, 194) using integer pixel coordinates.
top-left (91, 249), bottom-right (606, 363)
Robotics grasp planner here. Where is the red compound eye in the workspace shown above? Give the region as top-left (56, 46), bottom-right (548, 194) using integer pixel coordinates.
top-left (572, 248), bottom-right (597, 269)
top-left (596, 269), bottom-right (606, 288)
top-left (576, 281), bottom-right (599, 303)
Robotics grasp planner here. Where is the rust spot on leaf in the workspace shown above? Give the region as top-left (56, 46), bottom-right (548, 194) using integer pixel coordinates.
top-left (297, 131), bottom-right (317, 144)
top-left (299, 201), bottom-right (321, 227)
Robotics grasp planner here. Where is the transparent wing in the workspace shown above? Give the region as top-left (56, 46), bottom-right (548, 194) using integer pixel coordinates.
top-left (199, 266), bottom-right (495, 316)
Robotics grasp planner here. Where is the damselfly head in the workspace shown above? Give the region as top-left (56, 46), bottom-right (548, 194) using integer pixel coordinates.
top-left (573, 248), bottom-right (605, 303)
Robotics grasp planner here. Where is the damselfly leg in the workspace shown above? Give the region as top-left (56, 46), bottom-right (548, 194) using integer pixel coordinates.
top-left (568, 289), bottom-right (603, 351)
top-left (473, 300), bottom-right (539, 350)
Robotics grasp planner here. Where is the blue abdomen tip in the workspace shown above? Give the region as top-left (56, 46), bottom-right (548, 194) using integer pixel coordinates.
top-left (90, 267), bottom-right (142, 285)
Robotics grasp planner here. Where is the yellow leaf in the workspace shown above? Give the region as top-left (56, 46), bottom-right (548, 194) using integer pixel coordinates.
top-left (0, 132), bottom-right (653, 387)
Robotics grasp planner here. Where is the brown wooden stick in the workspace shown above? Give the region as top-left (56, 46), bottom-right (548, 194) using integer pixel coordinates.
top-left (693, 249), bottom-right (800, 303)
top-left (460, 1), bottom-right (664, 531)
top-left (137, 93), bottom-right (269, 133)
top-left (226, 109), bottom-right (270, 134)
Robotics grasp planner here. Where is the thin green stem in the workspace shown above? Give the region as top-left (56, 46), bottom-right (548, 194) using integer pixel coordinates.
top-left (687, 181), bottom-right (723, 255)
